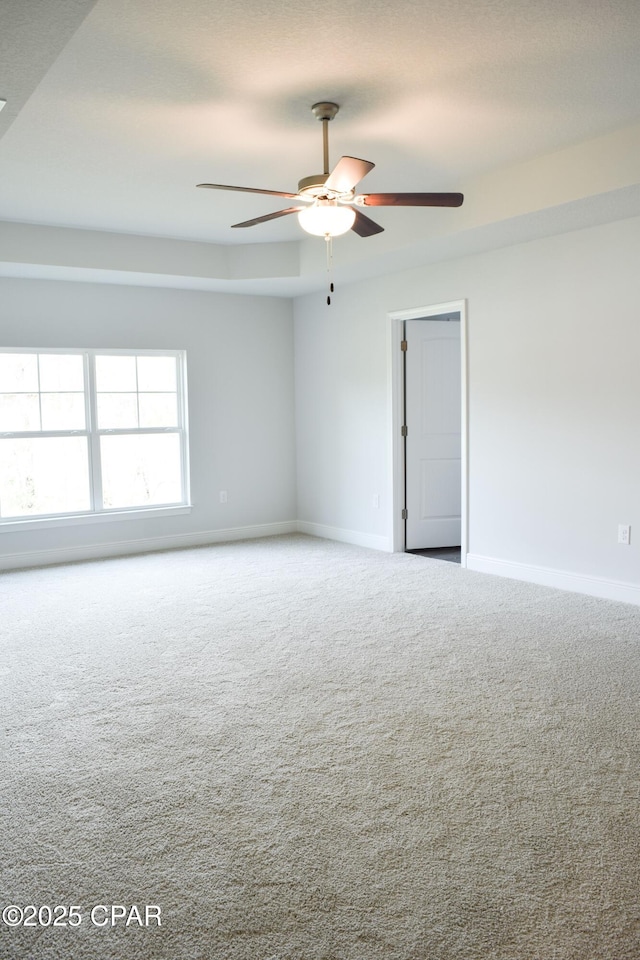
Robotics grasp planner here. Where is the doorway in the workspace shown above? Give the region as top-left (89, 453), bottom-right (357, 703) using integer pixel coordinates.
top-left (389, 301), bottom-right (468, 564)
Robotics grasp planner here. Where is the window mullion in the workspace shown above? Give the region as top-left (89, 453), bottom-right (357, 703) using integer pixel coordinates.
top-left (177, 352), bottom-right (189, 504)
top-left (135, 356), bottom-right (141, 428)
top-left (36, 353), bottom-right (43, 430)
top-left (85, 353), bottom-right (104, 512)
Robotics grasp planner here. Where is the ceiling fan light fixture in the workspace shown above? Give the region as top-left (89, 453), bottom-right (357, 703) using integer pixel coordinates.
top-left (196, 101), bottom-right (463, 248)
top-left (297, 199), bottom-right (356, 237)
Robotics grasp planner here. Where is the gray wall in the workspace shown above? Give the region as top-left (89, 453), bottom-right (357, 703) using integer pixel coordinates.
top-left (2, 214), bottom-right (639, 602)
top-left (294, 215), bottom-right (640, 598)
top-left (0, 278), bottom-right (296, 564)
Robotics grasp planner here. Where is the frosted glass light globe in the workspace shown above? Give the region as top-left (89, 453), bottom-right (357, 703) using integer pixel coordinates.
top-left (298, 200), bottom-right (356, 237)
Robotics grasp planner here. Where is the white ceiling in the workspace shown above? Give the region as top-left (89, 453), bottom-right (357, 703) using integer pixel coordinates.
top-left (1, 0), bottom-right (639, 295)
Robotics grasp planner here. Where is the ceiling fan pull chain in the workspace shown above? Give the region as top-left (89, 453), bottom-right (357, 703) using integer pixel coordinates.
top-left (326, 235), bottom-right (334, 305)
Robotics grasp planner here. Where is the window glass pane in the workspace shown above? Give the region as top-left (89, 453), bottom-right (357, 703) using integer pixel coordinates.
top-left (0, 354), bottom-right (39, 392)
top-left (0, 350), bottom-right (187, 524)
top-left (97, 393), bottom-right (138, 429)
top-left (95, 355), bottom-right (137, 392)
top-left (0, 394), bottom-right (41, 431)
top-left (40, 393), bottom-right (86, 431)
top-left (137, 356), bottom-right (177, 392)
top-left (38, 354), bottom-right (85, 392)
top-left (138, 393), bottom-right (178, 428)
top-left (101, 433), bottom-right (182, 509)
top-left (0, 437), bottom-right (90, 518)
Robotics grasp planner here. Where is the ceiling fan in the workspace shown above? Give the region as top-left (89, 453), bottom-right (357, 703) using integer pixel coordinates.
top-left (197, 102), bottom-right (464, 239)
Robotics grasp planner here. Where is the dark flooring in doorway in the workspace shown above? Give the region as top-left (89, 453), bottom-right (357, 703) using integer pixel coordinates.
top-left (407, 546), bottom-right (461, 564)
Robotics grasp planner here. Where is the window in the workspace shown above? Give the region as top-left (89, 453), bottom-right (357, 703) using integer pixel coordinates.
top-left (0, 349), bottom-right (189, 525)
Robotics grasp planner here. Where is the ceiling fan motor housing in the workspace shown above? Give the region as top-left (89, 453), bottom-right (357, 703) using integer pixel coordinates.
top-left (297, 173), bottom-right (330, 197)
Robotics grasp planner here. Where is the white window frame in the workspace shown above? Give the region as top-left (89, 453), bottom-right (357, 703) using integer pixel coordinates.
top-left (0, 347), bottom-right (191, 530)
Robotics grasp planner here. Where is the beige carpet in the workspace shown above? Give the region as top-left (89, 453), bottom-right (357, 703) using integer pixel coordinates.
top-left (1, 534), bottom-right (640, 959)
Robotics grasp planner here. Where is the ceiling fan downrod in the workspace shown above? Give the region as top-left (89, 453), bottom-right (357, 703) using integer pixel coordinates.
top-left (311, 101), bottom-right (339, 176)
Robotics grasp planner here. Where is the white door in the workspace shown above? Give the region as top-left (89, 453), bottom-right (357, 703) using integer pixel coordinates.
top-left (405, 318), bottom-right (461, 549)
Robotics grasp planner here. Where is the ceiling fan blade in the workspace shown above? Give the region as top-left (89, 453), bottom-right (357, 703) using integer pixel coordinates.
top-left (197, 183), bottom-right (301, 199)
top-left (324, 156), bottom-right (375, 193)
top-left (231, 206), bottom-right (305, 228)
top-left (360, 192), bottom-right (464, 207)
top-left (351, 208), bottom-right (384, 237)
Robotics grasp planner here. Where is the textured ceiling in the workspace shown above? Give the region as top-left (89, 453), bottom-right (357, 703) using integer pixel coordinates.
top-left (0, 0), bottom-right (639, 293)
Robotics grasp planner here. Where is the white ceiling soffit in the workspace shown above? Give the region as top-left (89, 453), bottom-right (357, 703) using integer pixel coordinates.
top-left (0, 0), bottom-right (639, 296)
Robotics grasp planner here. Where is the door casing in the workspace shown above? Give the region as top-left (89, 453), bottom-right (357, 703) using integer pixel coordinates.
top-left (388, 300), bottom-right (469, 563)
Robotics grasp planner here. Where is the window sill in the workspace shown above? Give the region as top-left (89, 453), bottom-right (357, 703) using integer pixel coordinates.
top-left (0, 504), bottom-right (192, 533)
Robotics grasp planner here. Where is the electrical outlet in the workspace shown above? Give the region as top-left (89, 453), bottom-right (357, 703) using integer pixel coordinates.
top-left (618, 524), bottom-right (631, 545)
top-left (219, 490), bottom-right (227, 504)
top-left (372, 493), bottom-right (380, 508)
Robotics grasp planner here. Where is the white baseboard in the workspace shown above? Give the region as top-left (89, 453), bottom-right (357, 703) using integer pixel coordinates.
top-left (0, 521), bottom-right (299, 571)
top-left (466, 553), bottom-right (640, 606)
top-left (297, 520), bottom-right (392, 553)
top-left (7, 528), bottom-right (635, 607)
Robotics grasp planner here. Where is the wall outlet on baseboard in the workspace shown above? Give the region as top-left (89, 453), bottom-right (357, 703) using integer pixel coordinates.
top-left (618, 524), bottom-right (631, 545)
top-left (372, 493), bottom-right (380, 509)
top-left (219, 490), bottom-right (227, 504)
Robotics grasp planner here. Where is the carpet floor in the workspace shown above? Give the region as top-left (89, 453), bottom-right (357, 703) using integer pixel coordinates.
top-left (1, 534), bottom-right (640, 960)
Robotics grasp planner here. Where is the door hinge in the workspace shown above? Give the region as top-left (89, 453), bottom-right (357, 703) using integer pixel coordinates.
top-left (401, 424), bottom-right (408, 437)
top-left (401, 508), bottom-right (408, 520)
top-left (400, 339), bottom-right (408, 352)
